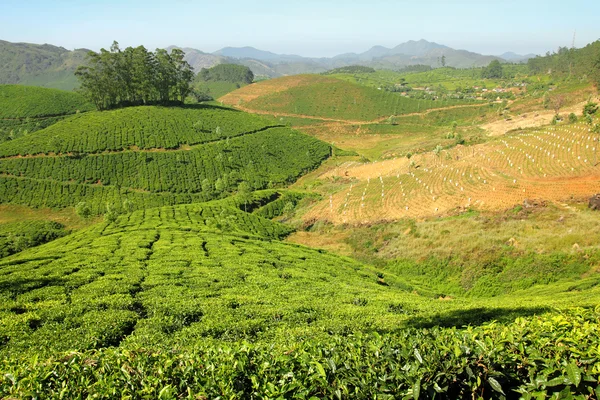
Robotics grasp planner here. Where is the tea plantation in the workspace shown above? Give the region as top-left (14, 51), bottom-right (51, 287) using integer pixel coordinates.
top-left (0, 105), bottom-right (331, 213)
top-left (0, 84), bottom-right (94, 143)
top-left (1, 197), bottom-right (600, 398)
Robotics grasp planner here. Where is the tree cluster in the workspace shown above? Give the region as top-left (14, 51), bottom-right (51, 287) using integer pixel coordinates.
top-left (198, 64), bottom-right (254, 84)
top-left (481, 60), bottom-right (503, 79)
top-left (76, 41), bottom-right (194, 110)
top-left (528, 41), bottom-right (600, 88)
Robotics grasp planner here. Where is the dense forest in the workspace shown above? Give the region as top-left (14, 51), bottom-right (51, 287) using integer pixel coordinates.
top-left (75, 42), bottom-right (194, 110)
top-left (528, 40), bottom-right (600, 87)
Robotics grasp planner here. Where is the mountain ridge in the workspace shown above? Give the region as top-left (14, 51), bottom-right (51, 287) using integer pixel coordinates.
top-left (1, 39), bottom-right (539, 86)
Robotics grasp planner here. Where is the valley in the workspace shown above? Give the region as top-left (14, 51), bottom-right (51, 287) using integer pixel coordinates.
top-left (0, 33), bottom-right (599, 398)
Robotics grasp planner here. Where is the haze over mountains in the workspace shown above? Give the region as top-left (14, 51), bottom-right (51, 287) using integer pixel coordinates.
top-left (1, 38), bottom-right (538, 89)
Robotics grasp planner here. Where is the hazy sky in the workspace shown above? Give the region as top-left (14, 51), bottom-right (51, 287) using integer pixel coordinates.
top-left (1, 0), bottom-right (598, 57)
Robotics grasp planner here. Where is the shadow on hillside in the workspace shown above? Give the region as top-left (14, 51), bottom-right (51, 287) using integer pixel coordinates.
top-left (0, 274), bottom-right (64, 298)
top-left (405, 306), bottom-right (552, 329)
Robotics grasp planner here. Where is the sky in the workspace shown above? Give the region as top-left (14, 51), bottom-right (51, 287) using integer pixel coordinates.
top-left (1, 0), bottom-right (599, 57)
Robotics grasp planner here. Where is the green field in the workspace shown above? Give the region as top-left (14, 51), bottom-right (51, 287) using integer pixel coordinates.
top-left (0, 105), bottom-right (331, 214)
top-left (0, 85), bottom-right (93, 119)
top-left (0, 85), bottom-right (94, 143)
top-left (1, 196), bottom-right (600, 398)
top-left (243, 76), bottom-right (480, 121)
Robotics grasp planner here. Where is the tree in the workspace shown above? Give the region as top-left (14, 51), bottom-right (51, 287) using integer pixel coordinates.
top-left (482, 60), bottom-right (503, 79)
top-left (433, 145), bottom-right (443, 164)
top-left (441, 55), bottom-right (446, 67)
top-left (75, 202), bottom-right (92, 219)
top-left (237, 182), bottom-right (252, 213)
top-left (207, 209), bottom-right (237, 239)
top-left (202, 179), bottom-right (213, 195)
top-left (215, 178), bottom-right (225, 193)
top-left (584, 101), bottom-right (599, 116)
top-left (551, 95), bottom-right (565, 115)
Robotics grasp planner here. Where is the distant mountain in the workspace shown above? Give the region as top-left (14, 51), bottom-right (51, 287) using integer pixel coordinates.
top-left (498, 52), bottom-right (537, 62)
top-left (0, 40), bottom-right (88, 90)
top-left (0, 39), bottom-right (542, 89)
top-left (166, 46), bottom-right (230, 71)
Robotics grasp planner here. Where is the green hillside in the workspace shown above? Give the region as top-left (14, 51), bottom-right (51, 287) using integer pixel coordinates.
top-left (194, 64), bottom-right (254, 99)
top-left (0, 85), bottom-right (94, 143)
top-left (0, 105), bottom-right (330, 214)
top-left (1, 197), bottom-right (600, 397)
top-left (0, 40), bottom-right (86, 90)
top-left (242, 75), bottom-right (478, 121)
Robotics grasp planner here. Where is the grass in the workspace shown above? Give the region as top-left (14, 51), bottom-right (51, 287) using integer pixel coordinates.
top-left (289, 200), bottom-right (600, 296)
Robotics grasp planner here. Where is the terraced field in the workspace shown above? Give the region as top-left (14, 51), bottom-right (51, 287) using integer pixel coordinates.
top-left (304, 120), bottom-right (600, 223)
top-left (0, 105), bottom-right (331, 214)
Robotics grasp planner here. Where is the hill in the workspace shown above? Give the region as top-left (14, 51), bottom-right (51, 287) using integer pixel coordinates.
top-left (0, 40), bottom-right (88, 90)
top-left (2, 194), bottom-right (600, 397)
top-left (194, 64), bottom-right (254, 99)
top-left (0, 84), bottom-right (94, 143)
top-left (166, 46), bottom-right (230, 71)
top-left (220, 74), bottom-right (480, 121)
top-left (0, 105), bottom-right (331, 214)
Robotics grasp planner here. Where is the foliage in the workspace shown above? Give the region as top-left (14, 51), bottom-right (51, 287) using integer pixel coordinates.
top-left (323, 65), bottom-right (376, 75)
top-left (74, 202), bottom-right (92, 219)
top-left (0, 105), bottom-right (330, 214)
top-left (2, 310), bottom-right (594, 397)
top-left (244, 76), bottom-right (476, 121)
top-left (481, 60), bottom-right (503, 79)
top-left (198, 64), bottom-right (254, 84)
top-left (528, 40), bottom-right (600, 88)
top-left (76, 42), bottom-right (194, 110)
top-left (584, 101), bottom-right (598, 116)
top-left (0, 128), bottom-right (329, 197)
top-left (568, 112), bottom-right (578, 123)
top-left (0, 220), bottom-right (68, 258)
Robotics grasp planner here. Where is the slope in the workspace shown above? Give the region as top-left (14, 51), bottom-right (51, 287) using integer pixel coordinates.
top-left (0, 84), bottom-right (94, 143)
top-left (220, 75), bottom-right (478, 122)
top-left (0, 40), bottom-right (87, 90)
top-left (1, 198), bottom-right (600, 398)
top-left (0, 105), bottom-right (331, 214)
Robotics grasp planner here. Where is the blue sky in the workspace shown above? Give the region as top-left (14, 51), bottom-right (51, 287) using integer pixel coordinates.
top-left (1, 0), bottom-right (598, 57)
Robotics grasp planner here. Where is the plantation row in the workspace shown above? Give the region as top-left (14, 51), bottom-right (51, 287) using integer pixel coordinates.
top-left (2, 308), bottom-right (599, 398)
top-left (110, 202), bottom-right (294, 240)
top-left (0, 176), bottom-right (210, 214)
top-left (0, 195), bottom-right (599, 397)
top-left (244, 77), bottom-right (477, 121)
top-left (0, 84), bottom-right (93, 118)
top-left (0, 203), bottom-right (399, 361)
top-left (0, 128), bottom-right (330, 195)
top-left (313, 117), bottom-right (600, 222)
top-left (0, 106), bottom-right (279, 157)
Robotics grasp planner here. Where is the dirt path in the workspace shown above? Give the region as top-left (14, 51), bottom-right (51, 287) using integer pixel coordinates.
top-left (231, 101), bottom-right (497, 127)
